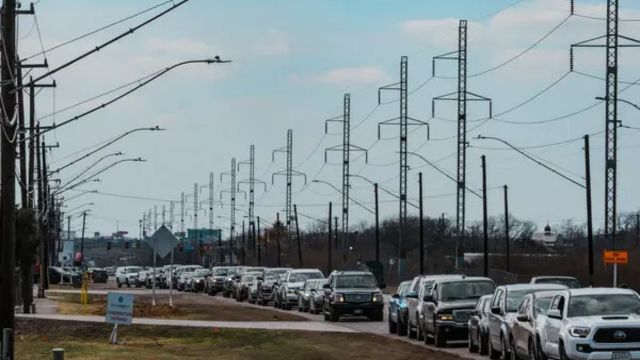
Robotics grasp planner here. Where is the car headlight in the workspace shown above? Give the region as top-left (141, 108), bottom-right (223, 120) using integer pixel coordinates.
top-left (568, 326), bottom-right (591, 338)
top-left (437, 313), bottom-right (454, 321)
top-left (373, 293), bottom-right (384, 303)
top-left (332, 293), bottom-right (345, 303)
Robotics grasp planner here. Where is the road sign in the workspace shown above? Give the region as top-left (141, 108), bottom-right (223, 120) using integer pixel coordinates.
top-left (149, 225), bottom-right (178, 258)
top-left (106, 292), bottom-right (134, 325)
top-left (603, 250), bottom-right (628, 264)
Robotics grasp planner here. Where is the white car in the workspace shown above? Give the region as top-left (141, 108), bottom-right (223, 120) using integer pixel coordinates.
top-left (115, 266), bottom-right (143, 288)
top-left (541, 288), bottom-right (640, 360)
top-left (277, 269), bottom-right (324, 310)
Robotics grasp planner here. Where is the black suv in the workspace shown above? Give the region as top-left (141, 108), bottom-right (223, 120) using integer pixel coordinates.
top-left (322, 271), bottom-right (384, 322)
top-left (421, 277), bottom-right (495, 347)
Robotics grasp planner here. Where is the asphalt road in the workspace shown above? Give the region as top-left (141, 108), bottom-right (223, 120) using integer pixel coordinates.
top-left (59, 286), bottom-right (484, 360)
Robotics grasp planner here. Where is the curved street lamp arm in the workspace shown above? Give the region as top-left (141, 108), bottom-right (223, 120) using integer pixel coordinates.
top-left (55, 158), bottom-right (144, 195)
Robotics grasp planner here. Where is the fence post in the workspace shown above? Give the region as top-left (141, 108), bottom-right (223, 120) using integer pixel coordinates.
top-left (52, 348), bottom-right (64, 360)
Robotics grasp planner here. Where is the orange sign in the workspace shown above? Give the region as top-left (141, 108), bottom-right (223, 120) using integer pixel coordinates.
top-left (603, 250), bottom-right (628, 264)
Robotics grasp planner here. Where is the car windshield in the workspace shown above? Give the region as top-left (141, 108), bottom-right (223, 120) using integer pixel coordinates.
top-left (335, 274), bottom-right (377, 289)
top-left (194, 269), bottom-right (210, 277)
top-left (213, 268), bottom-right (228, 276)
top-left (289, 272), bottom-right (323, 282)
top-left (264, 272), bottom-right (279, 280)
top-left (534, 297), bottom-right (553, 315)
top-left (568, 294), bottom-right (640, 317)
top-left (507, 290), bottom-right (542, 312)
top-left (241, 275), bottom-right (254, 282)
top-left (536, 278), bottom-right (581, 289)
top-left (439, 281), bottom-right (494, 301)
top-left (126, 267), bottom-right (141, 273)
top-left (398, 283), bottom-right (409, 296)
top-left (315, 280), bottom-right (327, 290)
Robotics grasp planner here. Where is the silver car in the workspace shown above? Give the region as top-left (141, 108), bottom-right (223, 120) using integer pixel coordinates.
top-left (541, 288), bottom-right (640, 360)
top-left (509, 290), bottom-right (563, 360)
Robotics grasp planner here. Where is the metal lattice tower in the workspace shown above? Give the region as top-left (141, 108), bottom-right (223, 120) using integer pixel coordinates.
top-left (379, 56), bottom-right (429, 268)
top-left (433, 20), bottom-right (491, 269)
top-left (153, 206), bottom-right (158, 230)
top-left (239, 145), bottom-right (267, 251)
top-left (193, 183), bottom-right (198, 234)
top-left (273, 130), bottom-right (306, 253)
top-left (222, 158), bottom-right (244, 264)
top-left (169, 200), bottom-right (174, 230)
top-left (180, 192), bottom-right (185, 234)
top-left (162, 205), bottom-right (166, 227)
top-left (325, 94), bottom-right (367, 253)
top-left (209, 172), bottom-right (214, 232)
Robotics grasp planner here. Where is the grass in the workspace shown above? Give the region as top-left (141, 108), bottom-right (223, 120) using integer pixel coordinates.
top-left (47, 292), bottom-right (307, 322)
top-left (16, 319), bottom-right (444, 360)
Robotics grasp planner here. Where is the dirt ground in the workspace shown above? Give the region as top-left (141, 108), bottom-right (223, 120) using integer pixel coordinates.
top-left (47, 291), bottom-right (307, 322)
top-left (15, 318), bottom-right (461, 360)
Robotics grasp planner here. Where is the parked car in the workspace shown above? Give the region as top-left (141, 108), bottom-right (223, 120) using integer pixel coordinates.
top-left (248, 277), bottom-right (260, 304)
top-left (509, 290), bottom-right (562, 360)
top-left (205, 267), bottom-right (229, 295)
top-left (530, 276), bottom-right (581, 289)
top-left (258, 268), bottom-right (292, 305)
top-left (177, 271), bottom-right (195, 291)
top-left (407, 274), bottom-right (464, 341)
top-left (236, 274), bottom-right (257, 302)
top-left (308, 280), bottom-right (327, 314)
top-left (298, 279), bottom-right (323, 312)
top-left (488, 284), bottom-right (567, 359)
top-left (104, 266), bottom-right (116, 277)
top-left (48, 266), bottom-right (64, 285)
top-left (468, 294), bottom-right (495, 355)
top-left (115, 266), bottom-right (143, 288)
top-left (421, 277), bottom-right (496, 347)
top-left (136, 270), bottom-right (150, 288)
top-left (277, 269), bottom-right (324, 310)
top-left (187, 268), bottom-right (211, 292)
top-left (322, 270), bottom-right (384, 322)
top-left (223, 266), bottom-right (243, 297)
top-left (541, 288), bottom-right (640, 360)
top-left (389, 280), bottom-right (411, 335)
top-left (88, 268), bottom-right (108, 283)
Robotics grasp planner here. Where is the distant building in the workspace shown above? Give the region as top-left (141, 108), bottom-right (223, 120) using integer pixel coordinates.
top-left (532, 223), bottom-right (557, 247)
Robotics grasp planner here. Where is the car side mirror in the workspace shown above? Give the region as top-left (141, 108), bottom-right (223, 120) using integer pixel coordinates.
top-left (491, 306), bottom-right (502, 315)
top-left (547, 309), bottom-right (562, 320)
top-left (391, 293), bottom-right (400, 299)
top-left (322, 283), bottom-right (330, 289)
top-left (423, 295), bottom-right (434, 302)
top-left (517, 314), bottom-right (529, 322)
top-left (406, 292), bottom-right (418, 299)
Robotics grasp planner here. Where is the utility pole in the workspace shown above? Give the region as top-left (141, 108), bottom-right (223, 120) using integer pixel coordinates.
top-left (241, 220), bottom-right (245, 266)
top-left (334, 216), bottom-right (339, 250)
top-left (36, 127), bottom-right (45, 299)
top-left (17, 66), bottom-right (27, 207)
top-left (433, 20), bottom-right (491, 269)
top-left (325, 94), bottom-right (367, 258)
top-left (80, 211), bottom-right (87, 267)
top-left (482, 156), bottom-right (488, 277)
top-left (162, 204), bottom-right (166, 227)
top-left (273, 130), bottom-right (306, 257)
top-left (256, 216), bottom-right (262, 266)
top-left (276, 212), bottom-right (282, 267)
top-left (209, 172), bottom-right (214, 236)
top-left (504, 185), bottom-right (510, 272)
top-left (0, 0), bottom-right (18, 341)
top-left (180, 192), bottom-right (185, 235)
top-left (154, 205), bottom-right (158, 231)
top-left (584, 135), bottom-right (594, 286)
top-left (169, 200), bottom-right (174, 230)
top-left (294, 204), bottom-right (302, 267)
top-left (328, 202), bottom-right (332, 274)
top-left (239, 145), bottom-right (266, 254)
top-left (374, 183), bottom-right (380, 263)
top-left (379, 56), bottom-right (429, 278)
top-left (419, 172), bottom-right (424, 274)
top-left (41, 142), bottom-right (50, 291)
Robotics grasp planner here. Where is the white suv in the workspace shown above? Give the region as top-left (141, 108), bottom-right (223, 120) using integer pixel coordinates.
top-left (115, 266), bottom-right (143, 288)
top-left (541, 288), bottom-right (640, 360)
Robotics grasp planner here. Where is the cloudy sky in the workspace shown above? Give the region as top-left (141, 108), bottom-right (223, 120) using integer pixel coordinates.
top-left (20, 0), bottom-right (640, 237)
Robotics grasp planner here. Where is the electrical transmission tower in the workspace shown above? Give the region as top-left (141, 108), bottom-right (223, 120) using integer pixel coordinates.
top-left (221, 158), bottom-right (245, 265)
top-left (169, 200), bottom-right (174, 230)
top-left (378, 56), bottom-right (429, 275)
top-left (433, 20), bottom-right (491, 269)
top-left (324, 94), bottom-right (367, 256)
top-left (273, 129), bottom-right (306, 254)
top-left (180, 192), bottom-right (185, 235)
top-left (209, 172), bottom-right (214, 233)
top-left (571, 0), bottom-right (640, 249)
top-left (239, 145), bottom-right (267, 253)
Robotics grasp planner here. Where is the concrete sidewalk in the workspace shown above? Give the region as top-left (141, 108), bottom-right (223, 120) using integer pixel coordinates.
top-left (16, 313), bottom-right (357, 333)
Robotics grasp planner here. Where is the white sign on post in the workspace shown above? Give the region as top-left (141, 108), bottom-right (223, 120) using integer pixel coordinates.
top-left (106, 292), bottom-right (133, 325)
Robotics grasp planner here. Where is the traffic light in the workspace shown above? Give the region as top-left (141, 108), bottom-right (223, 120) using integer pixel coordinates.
top-left (124, 241), bottom-right (129, 249)
top-left (178, 242), bottom-right (184, 252)
top-left (107, 242), bottom-right (111, 250)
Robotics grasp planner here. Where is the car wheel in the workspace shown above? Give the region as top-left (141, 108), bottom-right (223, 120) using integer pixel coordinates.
top-left (407, 319), bottom-right (416, 339)
top-left (559, 342), bottom-right (570, 360)
top-left (510, 337), bottom-right (518, 360)
top-left (434, 323), bottom-right (446, 348)
top-left (374, 310), bottom-right (384, 322)
top-left (388, 314), bottom-right (398, 334)
top-left (329, 309), bottom-right (340, 322)
top-left (298, 298), bottom-right (303, 312)
top-left (323, 308), bottom-right (330, 321)
top-left (469, 331), bottom-right (479, 353)
top-left (117, 281), bottom-right (122, 288)
top-left (416, 318), bottom-right (424, 341)
top-left (536, 336), bottom-right (547, 360)
top-left (500, 336), bottom-right (510, 360)
top-left (479, 331), bottom-right (489, 356)
top-left (397, 312), bottom-right (408, 336)
top-left (528, 338), bottom-right (537, 360)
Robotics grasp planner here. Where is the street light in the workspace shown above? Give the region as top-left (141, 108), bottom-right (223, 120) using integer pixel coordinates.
top-left (55, 158), bottom-right (145, 195)
top-left (50, 126), bottom-right (161, 175)
top-left (475, 134), bottom-right (595, 286)
top-left (595, 96), bottom-right (640, 112)
top-left (60, 152), bottom-right (123, 189)
top-left (312, 179), bottom-right (375, 214)
top-left (65, 202), bottom-right (94, 214)
top-left (407, 151), bottom-right (483, 199)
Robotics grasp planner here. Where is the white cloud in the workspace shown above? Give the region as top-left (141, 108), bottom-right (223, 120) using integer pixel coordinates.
top-left (403, 18), bottom-right (464, 48)
top-left (251, 29), bottom-right (289, 56)
top-left (307, 66), bottom-right (391, 86)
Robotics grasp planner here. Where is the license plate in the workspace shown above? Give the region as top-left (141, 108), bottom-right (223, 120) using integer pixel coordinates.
top-left (613, 352), bottom-right (631, 360)
top-left (353, 309), bottom-right (363, 315)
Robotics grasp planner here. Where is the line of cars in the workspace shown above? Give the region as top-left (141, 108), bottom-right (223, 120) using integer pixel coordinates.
top-left (390, 274), bottom-right (640, 360)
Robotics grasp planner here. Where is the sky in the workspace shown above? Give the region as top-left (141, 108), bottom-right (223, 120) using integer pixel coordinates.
top-left (19, 0), bottom-right (640, 238)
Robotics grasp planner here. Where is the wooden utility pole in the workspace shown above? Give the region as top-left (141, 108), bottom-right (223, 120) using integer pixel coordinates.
top-left (482, 156), bottom-right (488, 277)
top-left (294, 204), bottom-right (302, 267)
top-left (327, 202), bottom-right (332, 274)
top-left (504, 185), bottom-right (510, 272)
top-left (0, 0), bottom-right (18, 351)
